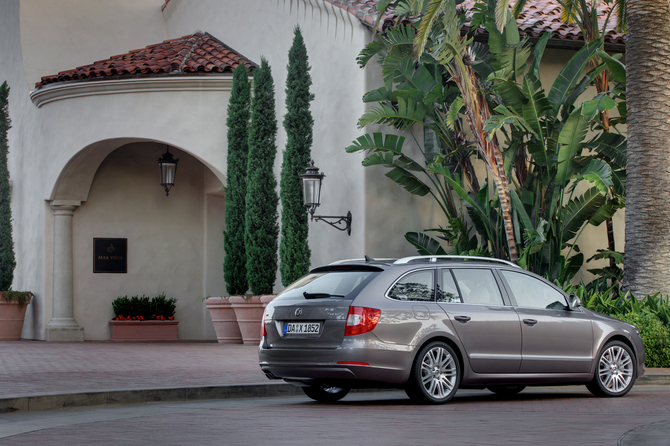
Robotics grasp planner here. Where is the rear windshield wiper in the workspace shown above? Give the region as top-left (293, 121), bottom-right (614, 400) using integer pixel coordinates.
top-left (303, 292), bottom-right (346, 299)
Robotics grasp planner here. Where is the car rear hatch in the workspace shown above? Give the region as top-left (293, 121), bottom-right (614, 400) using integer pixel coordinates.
top-left (264, 266), bottom-right (382, 349)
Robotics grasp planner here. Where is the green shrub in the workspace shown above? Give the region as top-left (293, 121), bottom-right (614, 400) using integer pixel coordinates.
top-left (568, 283), bottom-right (670, 327)
top-left (3, 290), bottom-right (32, 307)
top-left (0, 81), bottom-right (16, 290)
top-left (112, 294), bottom-right (176, 321)
top-left (245, 58), bottom-right (279, 295)
top-left (223, 63), bottom-right (251, 296)
top-left (618, 312), bottom-right (670, 368)
top-left (279, 26), bottom-right (312, 287)
top-left (151, 293), bottom-right (176, 319)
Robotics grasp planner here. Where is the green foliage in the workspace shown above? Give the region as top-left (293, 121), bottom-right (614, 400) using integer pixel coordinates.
top-left (619, 312), bottom-right (670, 368)
top-left (3, 290), bottom-right (32, 307)
top-left (571, 284), bottom-right (670, 327)
top-left (224, 64), bottom-right (251, 296)
top-left (349, 1), bottom-right (627, 284)
top-left (0, 82), bottom-right (16, 291)
top-left (280, 27), bottom-right (312, 287)
top-left (111, 294), bottom-right (176, 320)
top-left (245, 58), bottom-right (279, 295)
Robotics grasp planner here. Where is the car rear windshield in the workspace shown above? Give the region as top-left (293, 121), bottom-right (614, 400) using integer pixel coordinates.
top-left (275, 268), bottom-right (381, 301)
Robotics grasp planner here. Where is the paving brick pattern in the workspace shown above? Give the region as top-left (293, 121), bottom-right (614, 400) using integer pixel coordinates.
top-left (0, 342), bottom-right (264, 397)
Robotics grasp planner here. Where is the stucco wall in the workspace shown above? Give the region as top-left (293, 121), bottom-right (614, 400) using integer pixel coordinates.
top-left (162, 0), bottom-right (371, 269)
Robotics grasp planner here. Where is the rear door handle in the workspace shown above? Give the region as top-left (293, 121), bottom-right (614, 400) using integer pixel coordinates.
top-left (454, 316), bottom-right (471, 323)
top-left (523, 319), bottom-right (538, 326)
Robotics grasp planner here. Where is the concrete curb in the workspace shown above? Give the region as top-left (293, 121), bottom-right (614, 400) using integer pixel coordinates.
top-left (0, 383), bottom-right (303, 414)
top-left (637, 374), bottom-right (670, 386)
top-left (2, 374), bottom-right (668, 414)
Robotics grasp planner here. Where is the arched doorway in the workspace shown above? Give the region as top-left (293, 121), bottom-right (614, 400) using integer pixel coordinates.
top-left (46, 140), bottom-right (226, 340)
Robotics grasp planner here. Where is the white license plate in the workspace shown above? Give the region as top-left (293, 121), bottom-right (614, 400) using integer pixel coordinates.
top-left (284, 322), bottom-right (321, 334)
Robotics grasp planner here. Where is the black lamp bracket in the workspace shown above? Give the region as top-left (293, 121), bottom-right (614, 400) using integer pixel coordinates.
top-left (309, 211), bottom-right (352, 236)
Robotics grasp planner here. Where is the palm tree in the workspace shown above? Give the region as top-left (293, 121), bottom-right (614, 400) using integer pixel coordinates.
top-left (622, 0), bottom-right (670, 297)
top-left (376, 0), bottom-right (521, 262)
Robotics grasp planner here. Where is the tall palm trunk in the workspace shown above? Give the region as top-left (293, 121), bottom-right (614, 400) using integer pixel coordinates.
top-left (623, 0), bottom-right (670, 297)
top-left (453, 60), bottom-right (519, 263)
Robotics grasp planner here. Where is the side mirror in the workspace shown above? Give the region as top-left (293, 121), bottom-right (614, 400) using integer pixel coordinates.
top-left (567, 294), bottom-right (582, 311)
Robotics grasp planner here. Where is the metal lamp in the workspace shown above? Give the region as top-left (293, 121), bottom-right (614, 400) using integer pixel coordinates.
top-left (299, 160), bottom-right (352, 236)
top-left (158, 146), bottom-right (179, 196)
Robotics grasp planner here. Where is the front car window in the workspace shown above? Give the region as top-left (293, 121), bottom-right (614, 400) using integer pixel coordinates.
top-left (451, 268), bottom-right (504, 305)
top-left (275, 270), bottom-right (379, 301)
top-left (500, 270), bottom-right (568, 310)
top-left (388, 270), bottom-right (435, 302)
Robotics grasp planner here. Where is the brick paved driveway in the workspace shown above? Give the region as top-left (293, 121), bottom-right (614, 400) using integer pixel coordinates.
top-left (1, 386), bottom-right (668, 445)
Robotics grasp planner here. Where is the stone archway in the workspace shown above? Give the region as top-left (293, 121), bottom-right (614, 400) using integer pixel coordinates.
top-left (46, 139), bottom-right (226, 341)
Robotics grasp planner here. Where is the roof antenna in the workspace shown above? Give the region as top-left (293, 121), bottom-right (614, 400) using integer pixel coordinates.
top-left (364, 255), bottom-right (375, 263)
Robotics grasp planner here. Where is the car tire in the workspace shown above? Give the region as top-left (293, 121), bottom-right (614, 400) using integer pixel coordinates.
top-left (302, 384), bottom-right (350, 403)
top-left (487, 385), bottom-right (526, 396)
top-left (586, 340), bottom-right (636, 398)
top-left (405, 341), bottom-right (460, 405)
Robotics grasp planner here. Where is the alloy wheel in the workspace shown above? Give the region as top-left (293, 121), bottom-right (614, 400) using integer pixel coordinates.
top-left (598, 344), bottom-right (633, 394)
top-left (420, 345), bottom-right (458, 400)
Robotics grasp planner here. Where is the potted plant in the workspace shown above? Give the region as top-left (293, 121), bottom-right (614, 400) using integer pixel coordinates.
top-left (208, 63), bottom-right (251, 345)
top-left (109, 293), bottom-right (178, 341)
top-left (0, 291), bottom-right (33, 341)
top-left (0, 83), bottom-right (29, 341)
top-left (204, 296), bottom-right (242, 344)
top-left (235, 59), bottom-right (279, 345)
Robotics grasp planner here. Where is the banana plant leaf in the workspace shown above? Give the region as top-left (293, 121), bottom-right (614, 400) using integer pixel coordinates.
top-left (547, 40), bottom-right (601, 114)
top-left (358, 98), bottom-right (427, 131)
top-left (560, 187), bottom-right (608, 243)
top-left (405, 232), bottom-right (448, 255)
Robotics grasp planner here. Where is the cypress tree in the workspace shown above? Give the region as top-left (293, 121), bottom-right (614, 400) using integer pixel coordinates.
top-left (0, 82), bottom-right (15, 291)
top-left (223, 64), bottom-right (251, 295)
top-left (245, 58), bottom-right (279, 295)
top-left (280, 26), bottom-right (313, 287)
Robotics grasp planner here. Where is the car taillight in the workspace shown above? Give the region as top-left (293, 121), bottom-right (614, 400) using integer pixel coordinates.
top-left (344, 307), bottom-right (381, 336)
top-left (261, 321), bottom-right (267, 337)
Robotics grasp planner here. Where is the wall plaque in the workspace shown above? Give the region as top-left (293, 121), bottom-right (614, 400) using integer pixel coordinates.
top-left (93, 238), bottom-right (127, 273)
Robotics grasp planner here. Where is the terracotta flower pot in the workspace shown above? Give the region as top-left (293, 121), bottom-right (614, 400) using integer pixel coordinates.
top-left (204, 297), bottom-right (242, 344)
top-left (109, 320), bottom-right (179, 341)
top-left (230, 295), bottom-right (275, 345)
top-left (0, 293), bottom-right (32, 341)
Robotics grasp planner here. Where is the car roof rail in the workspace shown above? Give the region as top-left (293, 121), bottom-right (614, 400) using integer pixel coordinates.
top-left (393, 255), bottom-right (521, 268)
top-left (329, 257), bottom-right (396, 265)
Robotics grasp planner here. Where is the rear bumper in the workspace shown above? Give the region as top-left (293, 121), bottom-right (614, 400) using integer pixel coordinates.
top-left (258, 341), bottom-right (413, 386)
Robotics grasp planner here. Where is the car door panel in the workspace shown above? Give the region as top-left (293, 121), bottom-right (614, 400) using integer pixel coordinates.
top-left (438, 268), bottom-right (522, 374)
top-left (499, 269), bottom-right (594, 373)
top-left (439, 303), bottom-right (522, 373)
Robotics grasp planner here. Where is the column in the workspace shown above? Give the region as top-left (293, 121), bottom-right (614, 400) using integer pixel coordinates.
top-left (45, 201), bottom-right (84, 341)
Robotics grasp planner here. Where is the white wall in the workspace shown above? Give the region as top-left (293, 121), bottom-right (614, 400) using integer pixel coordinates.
top-left (162, 0), bottom-right (371, 269)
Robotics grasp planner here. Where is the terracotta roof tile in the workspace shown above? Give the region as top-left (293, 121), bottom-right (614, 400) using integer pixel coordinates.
top-left (331, 0), bottom-right (624, 46)
top-left (36, 31), bottom-right (257, 88)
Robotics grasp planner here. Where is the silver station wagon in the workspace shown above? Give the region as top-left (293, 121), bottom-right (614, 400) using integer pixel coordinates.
top-left (258, 256), bottom-right (645, 404)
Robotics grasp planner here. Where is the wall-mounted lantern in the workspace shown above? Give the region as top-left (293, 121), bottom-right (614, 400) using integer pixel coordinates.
top-left (299, 160), bottom-right (352, 236)
top-left (158, 146), bottom-right (179, 196)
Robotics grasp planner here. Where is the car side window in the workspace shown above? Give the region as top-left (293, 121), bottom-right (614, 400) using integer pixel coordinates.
top-left (438, 270), bottom-right (462, 303)
top-left (388, 270), bottom-right (434, 302)
top-left (500, 270), bottom-right (568, 310)
top-left (451, 268), bottom-right (504, 305)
